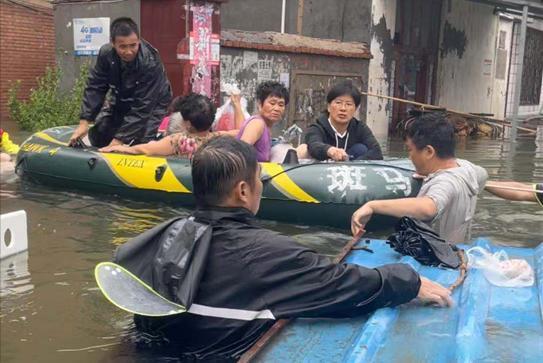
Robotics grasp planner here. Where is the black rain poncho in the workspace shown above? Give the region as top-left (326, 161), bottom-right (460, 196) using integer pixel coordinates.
top-left (119, 207), bottom-right (420, 361)
top-left (80, 39), bottom-right (172, 146)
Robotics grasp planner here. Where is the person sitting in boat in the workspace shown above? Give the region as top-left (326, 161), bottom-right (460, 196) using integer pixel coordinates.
top-left (69, 17), bottom-right (172, 148)
top-left (237, 81), bottom-right (289, 162)
top-left (485, 181), bottom-right (543, 206)
top-left (129, 136), bottom-right (452, 360)
top-left (304, 80), bottom-right (383, 161)
top-left (0, 128), bottom-right (20, 174)
top-left (99, 93), bottom-right (215, 157)
top-left (351, 112), bottom-right (488, 244)
top-left (156, 96), bottom-right (185, 137)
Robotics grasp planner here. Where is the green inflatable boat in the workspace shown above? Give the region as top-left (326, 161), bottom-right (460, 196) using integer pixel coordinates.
top-left (16, 126), bottom-right (421, 230)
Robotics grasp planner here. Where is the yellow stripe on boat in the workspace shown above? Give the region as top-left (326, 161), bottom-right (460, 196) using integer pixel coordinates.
top-left (35, 132), bottom-right (69, 146)
top-left (262, 163), bottom-right (319, 203)
top-left (101, 153), bottom-right (191, 193)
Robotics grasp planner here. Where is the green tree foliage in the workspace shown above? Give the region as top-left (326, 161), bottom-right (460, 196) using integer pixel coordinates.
top-left (8, 63), bottom-right (90, 131)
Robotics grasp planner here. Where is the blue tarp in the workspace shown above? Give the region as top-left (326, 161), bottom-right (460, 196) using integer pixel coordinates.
top-left (255, 238), bottom-right (543, 362)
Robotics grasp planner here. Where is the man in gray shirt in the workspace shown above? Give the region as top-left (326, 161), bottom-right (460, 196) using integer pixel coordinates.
top-left (351, 112), bottom-right (487, 244)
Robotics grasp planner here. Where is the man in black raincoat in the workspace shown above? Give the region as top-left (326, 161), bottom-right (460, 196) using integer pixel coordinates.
top-left (69, 17), bottom-right (172, 147)
top-left (117, 136), bottom-right (452, 361)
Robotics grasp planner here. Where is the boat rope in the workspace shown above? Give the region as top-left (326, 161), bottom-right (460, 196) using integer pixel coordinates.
top-left (261, 161), bottom-right (415, 184)
top-left (448, 250), bottom-right (468, 292)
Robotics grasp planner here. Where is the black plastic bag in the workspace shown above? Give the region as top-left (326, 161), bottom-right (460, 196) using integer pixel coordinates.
top-left (387, 217), bottom-right (462, 269)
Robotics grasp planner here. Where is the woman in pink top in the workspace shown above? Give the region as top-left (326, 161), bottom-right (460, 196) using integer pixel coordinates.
top-left (157, 96), bottom-right (185, 136)
top-left (237, 81), bottom-right (289, 162)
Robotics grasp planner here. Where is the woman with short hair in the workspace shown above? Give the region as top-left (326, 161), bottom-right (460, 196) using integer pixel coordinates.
top-left (305, 80), bottom-right (383, 161)
top-left (237, 81), bottom-right (289, 162)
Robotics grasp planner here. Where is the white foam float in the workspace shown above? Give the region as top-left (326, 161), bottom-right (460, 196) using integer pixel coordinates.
top-left (0, 210), bottom-right (28, 259)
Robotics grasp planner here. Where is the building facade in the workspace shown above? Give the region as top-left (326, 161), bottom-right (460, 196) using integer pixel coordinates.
top-left (222, 0), bottom-right (543, 135)
top-left (51, 0), bottom-right (543, 137)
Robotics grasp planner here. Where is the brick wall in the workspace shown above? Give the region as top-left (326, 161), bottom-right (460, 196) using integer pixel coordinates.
top-left (0, 0), bottom-right (55, 122)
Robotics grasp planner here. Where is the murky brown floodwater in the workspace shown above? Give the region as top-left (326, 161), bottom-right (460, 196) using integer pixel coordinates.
top-left (1, 132), bottom-right (542, 362)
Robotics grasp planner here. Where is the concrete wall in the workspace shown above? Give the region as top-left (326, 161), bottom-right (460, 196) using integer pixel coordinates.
top-left (221, 0), bottom-right (372, 43)
top-left (435, 0), bottom-right (498, 115)
top-left (366, 0), bottom-right (396, 138)
top-left (53, 0), bottom-right (140, 92)
top-left (221, 0), bottom-right (298, 34)
top-left (300, 0), bottom-right (371, 43)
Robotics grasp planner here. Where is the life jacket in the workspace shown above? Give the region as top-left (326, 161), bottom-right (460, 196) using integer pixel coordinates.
top-left (0, 129), bottom-right (20, 155)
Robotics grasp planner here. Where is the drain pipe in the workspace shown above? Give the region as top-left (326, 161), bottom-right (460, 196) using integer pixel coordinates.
top-left (281, 0), bottom-right (286, 33)
top-left (510, 5), bottom-right (529, 140)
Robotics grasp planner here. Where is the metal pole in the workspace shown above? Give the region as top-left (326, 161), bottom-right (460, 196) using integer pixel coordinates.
top-left (510, 5), bottom-right (529, 140)
top-left (281, 0), bottom-right (286, 33)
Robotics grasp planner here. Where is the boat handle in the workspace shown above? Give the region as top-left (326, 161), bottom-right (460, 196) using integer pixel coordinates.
top-left (155, 165), bottom-right (166, 182)
top-left (87, 157), bottom-right (98, 170)
top-left (14, 155), bottom-right (27, 176)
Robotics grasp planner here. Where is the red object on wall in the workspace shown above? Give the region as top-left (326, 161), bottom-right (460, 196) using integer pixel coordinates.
top-left (0, 1), bottom-right (55, 121)
top-left (141, 0), bottom-right (224, 105)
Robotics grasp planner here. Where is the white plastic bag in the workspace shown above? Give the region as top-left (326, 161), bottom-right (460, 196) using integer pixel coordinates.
top-left (466, 247), bottom-right (534, 287)
top-left (213, 82), bottom-right (250, 132)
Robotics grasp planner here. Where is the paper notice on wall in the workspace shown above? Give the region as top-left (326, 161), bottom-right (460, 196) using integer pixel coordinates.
top-left (257, 59), bottom-right (273, 81)
top-left (280, 72), bottom-right (290, 87)
top-left (243, 51), bottom-right (258, 68)
top-left (73, 18), bottom-right (110, 56)
top-left (210, 35), bottom-right (220, 65)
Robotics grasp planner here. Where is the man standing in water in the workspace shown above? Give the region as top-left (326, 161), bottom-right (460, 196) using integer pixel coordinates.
top-left (351, 112), bottom-right (488, 243)
top-left (128, 136), bottom-right (451, 361)
top-left (69, 17), bottom-right (172, 147)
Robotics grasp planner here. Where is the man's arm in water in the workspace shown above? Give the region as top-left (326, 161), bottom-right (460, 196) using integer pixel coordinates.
top-left (485, 181), bottom-right (538, 202)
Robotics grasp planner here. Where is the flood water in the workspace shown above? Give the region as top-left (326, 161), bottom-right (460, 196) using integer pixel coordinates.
top-left (1, 133), bottom-right (542, 362)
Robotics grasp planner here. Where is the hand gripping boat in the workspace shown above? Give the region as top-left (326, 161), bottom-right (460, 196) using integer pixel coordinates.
top-left (245, 238), bottom-right (543, 363)
top-left (16, 126), bottom-right (421, 230)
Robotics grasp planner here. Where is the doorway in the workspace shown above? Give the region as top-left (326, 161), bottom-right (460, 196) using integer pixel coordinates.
top-left (392, 0), bottom-right (442, 127)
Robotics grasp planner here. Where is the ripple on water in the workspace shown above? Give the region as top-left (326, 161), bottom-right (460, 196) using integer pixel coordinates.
top-left (0, 252), bottom-right (32, 296)
top-left (0, 252), bottom-right (34, 318)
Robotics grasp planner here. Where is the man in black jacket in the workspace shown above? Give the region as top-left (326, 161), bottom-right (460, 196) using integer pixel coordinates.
top-left (131, 136), bottom-right (451, 361)
top-left (305, 81), bottom-right (383, 161)
top-left (69, 17), bottom-right (172, 148)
